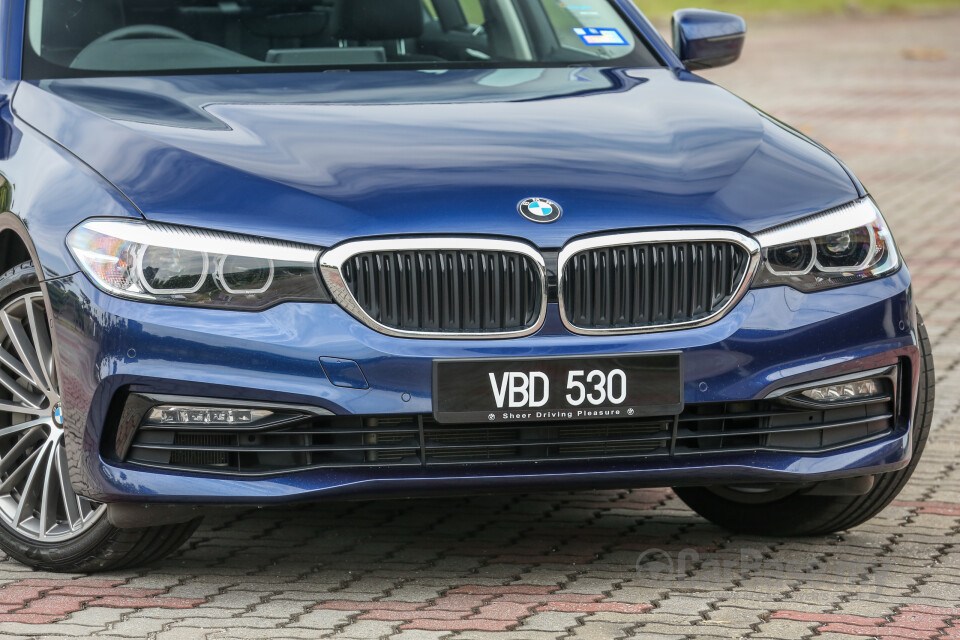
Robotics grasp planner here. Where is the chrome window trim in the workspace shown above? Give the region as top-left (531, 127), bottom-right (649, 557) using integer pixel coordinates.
top-left (319, 237), bottom-right (548, 340)
top-left (556, 229), bottom-right (762, 336)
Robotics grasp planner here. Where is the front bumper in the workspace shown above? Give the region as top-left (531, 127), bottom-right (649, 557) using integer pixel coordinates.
top-left (48, 266), bottom-right (920, 504)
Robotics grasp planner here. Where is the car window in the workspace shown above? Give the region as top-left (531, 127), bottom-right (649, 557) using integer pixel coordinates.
top-left (458, 0), bottom-right (484, 25)
top-left (22, 0), bottom-right (662, 79)
top-left (541, 1), bottom-right (639, 57)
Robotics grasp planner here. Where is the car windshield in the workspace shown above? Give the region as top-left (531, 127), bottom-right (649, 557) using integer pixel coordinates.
top-left (23, 0), bottom-right (662, 79)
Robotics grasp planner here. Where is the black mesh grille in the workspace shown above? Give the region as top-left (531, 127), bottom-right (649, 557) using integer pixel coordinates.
top-left (422, 420), bottom-right (671, 463)
top-left (124, 393), bottom-right (898, 476)
top-left (340, 249), bottom-right (542, 334)
top-left (561, 241), bottom-right (750, 330)
top-left (170, 433), bottom-right (231, 467)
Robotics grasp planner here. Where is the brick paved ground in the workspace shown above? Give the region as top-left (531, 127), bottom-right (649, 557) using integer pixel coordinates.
top-left (2, 9), bottom-right (960, 640)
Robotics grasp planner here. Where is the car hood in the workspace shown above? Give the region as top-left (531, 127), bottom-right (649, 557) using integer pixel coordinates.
top-left (15, 68), bottom-right (859, 248)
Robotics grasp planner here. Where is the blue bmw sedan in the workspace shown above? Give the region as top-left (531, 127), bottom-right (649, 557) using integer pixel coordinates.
top-left (0, 0), bottom-right (933, 571)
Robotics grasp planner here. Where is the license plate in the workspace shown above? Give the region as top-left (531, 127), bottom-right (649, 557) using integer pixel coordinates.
top-left (432, 353), bottom-right (683, 424)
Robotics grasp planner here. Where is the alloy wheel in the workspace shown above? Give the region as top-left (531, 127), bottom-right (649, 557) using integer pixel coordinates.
top-left (0, 291), bottom-right (104, 541)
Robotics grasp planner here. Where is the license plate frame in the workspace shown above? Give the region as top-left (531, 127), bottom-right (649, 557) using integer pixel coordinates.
top-left (432, 352), bottom-right (683, 424)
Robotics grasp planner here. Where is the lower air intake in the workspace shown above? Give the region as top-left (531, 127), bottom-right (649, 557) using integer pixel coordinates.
top-left (122, 378), bottom-right (900, 477)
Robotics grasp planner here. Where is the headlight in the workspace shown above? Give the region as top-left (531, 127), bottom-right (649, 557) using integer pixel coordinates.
top-left (752, 198), bottom-right (900, 292)
top-left (67, 219), bottom-right (331, 310)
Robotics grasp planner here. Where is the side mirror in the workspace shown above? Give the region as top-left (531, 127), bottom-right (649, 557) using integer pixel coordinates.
top-left (672, 9), bottom-right (746, 70)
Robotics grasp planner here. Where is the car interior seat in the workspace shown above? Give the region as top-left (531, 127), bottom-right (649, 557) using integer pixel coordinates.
top-left (239, 1), bottom-right (337, 61)
top-left (338, 0), bottom-right (443, 62)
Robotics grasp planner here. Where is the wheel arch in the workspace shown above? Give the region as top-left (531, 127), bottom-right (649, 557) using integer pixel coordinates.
top-left (0, 212), bottom-right (62, 327)
top-left (0, 212), bottom-right (84, 495)
top-left (0, 227), bottom-right (31, 275)
top-left (0, 211), bottom-right (51, 280)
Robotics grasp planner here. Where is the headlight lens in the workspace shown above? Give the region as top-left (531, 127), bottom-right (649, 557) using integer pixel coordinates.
top-left (67, 219), bottom-right (330, 310)
top-left (753, 198), bottom-right (900, 292)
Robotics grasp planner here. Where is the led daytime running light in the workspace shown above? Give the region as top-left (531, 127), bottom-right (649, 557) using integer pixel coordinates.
top-left (67, 219), bottom-right (329, 310)
top-left (799, 379), bottom-right (881, 403)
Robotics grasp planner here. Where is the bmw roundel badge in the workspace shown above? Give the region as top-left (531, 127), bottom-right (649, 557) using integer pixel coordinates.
top-left (518, 197), bottom-right (562, 223)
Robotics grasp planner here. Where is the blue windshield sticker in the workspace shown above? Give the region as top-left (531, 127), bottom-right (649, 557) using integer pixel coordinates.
top-left (573, 27), bottom-right (628, 46)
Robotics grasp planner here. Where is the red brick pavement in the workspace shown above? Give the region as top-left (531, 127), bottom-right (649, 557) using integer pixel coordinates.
top-left (316, 585), bottom-right (654, 632)
top-left (892, 500), bottom-right (960, 517)
top-left (0, 578), bottom-right (205, 625)
top-left (772, 605), bottom-right (960, 639)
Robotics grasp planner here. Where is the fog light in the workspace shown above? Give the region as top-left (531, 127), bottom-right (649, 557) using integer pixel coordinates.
top-left (800, 379), bottom-right (880, 402)
top-left (146, 406), bottom-right (274, 425)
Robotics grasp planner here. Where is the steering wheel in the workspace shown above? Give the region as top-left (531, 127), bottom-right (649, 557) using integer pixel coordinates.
top-left (88, 25), bottom-right (194, 47)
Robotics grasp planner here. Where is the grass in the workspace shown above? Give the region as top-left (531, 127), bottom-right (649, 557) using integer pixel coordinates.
top-left (633, 0), bottom-right (960, 19)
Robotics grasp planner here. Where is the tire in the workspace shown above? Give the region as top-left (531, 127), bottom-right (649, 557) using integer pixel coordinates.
top-left (673, 311), bottom-right (935, 536)
top-left (0, 261), bottom-right (201, 572)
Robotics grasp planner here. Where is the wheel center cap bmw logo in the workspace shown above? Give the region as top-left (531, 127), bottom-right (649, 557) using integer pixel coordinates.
top-left (518, 197), bottom-right (562, 223)
top-left (53, 403), bottom-right (64, 426)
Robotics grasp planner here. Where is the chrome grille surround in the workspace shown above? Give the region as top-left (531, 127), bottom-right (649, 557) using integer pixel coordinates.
top-left (319, 237), bottom-right (548, 339)
top-left (557, 229), bottom-right (762, 335)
